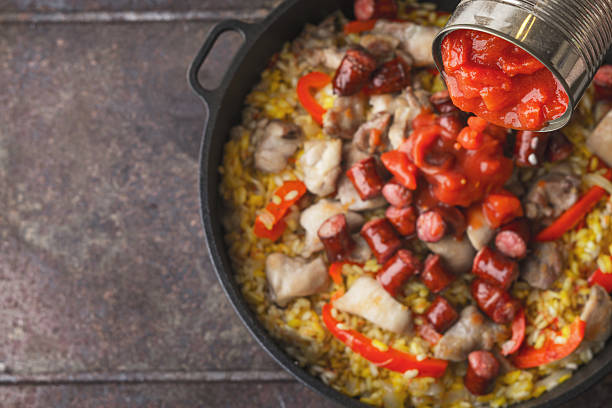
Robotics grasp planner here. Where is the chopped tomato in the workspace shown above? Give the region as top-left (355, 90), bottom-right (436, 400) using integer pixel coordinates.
top-left (512, 318), bottom-right (585, 368)
top-left (321, 303), bottom-right (448, 377)
top-left (297, 72), bottom-right (332, 125)
top-left (381, 150), bottom-right (418, 190)
top-left (482, 191), bottom-right (523, 228)
top-left (501, 308), bottom-right (526, 356)
top-left (441, 29), bottom-right (568, 131)
top-left (401, 112), bottom-right (513, 207)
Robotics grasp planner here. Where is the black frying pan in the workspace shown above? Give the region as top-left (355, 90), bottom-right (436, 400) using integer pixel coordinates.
top-left (188, 1), bottom-right (612, 406)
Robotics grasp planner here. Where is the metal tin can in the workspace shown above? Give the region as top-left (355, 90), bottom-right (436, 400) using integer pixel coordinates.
top-left (432, 0), bottom-right (612, 131)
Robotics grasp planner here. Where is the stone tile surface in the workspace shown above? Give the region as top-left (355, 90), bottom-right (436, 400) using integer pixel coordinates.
top-left (0, 22), bottom-right (277, 375)
top-left (0, 382), bottom-right (340, 408)
top-left (0, 0), bottom-right (279, 13)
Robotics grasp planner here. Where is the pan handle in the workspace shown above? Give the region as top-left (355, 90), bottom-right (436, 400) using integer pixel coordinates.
top-left (188, 19), bottom-right (259, 112)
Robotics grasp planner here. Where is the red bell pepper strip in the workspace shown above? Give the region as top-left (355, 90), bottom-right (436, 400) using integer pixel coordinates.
top-left (321, 303), bottom-right (448, 377)
top-left (343, 19), bottom-right (378, 34)
top-left (297, 72), bottom-right (332, 126)
top-left (512, 318), bottom-right (585, 368)
top-left (253, 217), bottom-right (286, 241)
top-left (328, 261), bottom-right (362, 286)
top-left (380, 150), bottom-right (418, 190)
top-left (536, 185), bottom-right (608, 241)
top-left (253, 180), bottom-right (307, 241)
top-left (588, 264), bottom-right (612, 292)
top-left (501, 308), bottom-right (526, 356)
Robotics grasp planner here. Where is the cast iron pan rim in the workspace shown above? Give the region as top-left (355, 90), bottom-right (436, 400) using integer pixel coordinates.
top-left (192, 1), bottom-right (612, 406)
top-left (194, 1), bottom-right (370, 406)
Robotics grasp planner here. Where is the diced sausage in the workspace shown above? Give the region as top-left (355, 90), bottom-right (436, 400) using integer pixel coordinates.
top-left (471, 279), bottom-right (521, 324)
top-left (546, 131), bottom-right (573, 163)
top-left (382, 179), bottom-right (413, 207)
top-left (521, 241), bottom-right (563, 290)
top-left (464, 350), bottom-right (500, 395)
top-left (334, 275), bottom-right (413, 334)
top-left (425, 296), bottom-right (458, 333)
top-left (472, 247), bottom-right (519, 291)
top-left (514, 130), bottom-right (550, 167)
top-left (332, 47), bottom-right (377, 96)
top-left (417, 210), bottom-right (447, 243)
top-left (429, 90), bottom-right (452, 111)
top-left (360, 217), bottom-right (402, 264)
top-left (300, 199), bottom-right (364, 256)
top-left (433, 305), bottom-right (505, 362)
top-left (354, 0), bottom-right (398, 21)
top-left (376, 249), bottom-right (422, 296)
top-left (318, 214), bottom-right (355, 262)
top-left (495, 219), bottom-right (530, 259)
top-left (425, 235), bottom-right (475, 274)
top-left (266, 253), bottom-right (329, 306)
top-left (420, 254), bottom-right (455, 293)
top-left (385, 205), bottom-right (417, 236)
top-left (366, 57), bottom-right (410, 95)
top-left (346, 157), bottom-right (385, 200)
top-left (336, 175), bottom-right (387, 211)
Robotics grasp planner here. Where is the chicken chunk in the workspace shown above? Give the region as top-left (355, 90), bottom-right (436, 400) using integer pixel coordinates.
top-left (388, 88), bottom-right (431, 149)
top-left (336, 175), bottom-right (387, 211)
top-left (433, 306), bottom-right (505, 362)
top-left (359, 33), bottom-right (400, 61)
top-left (343, 143), bottom-right (370, 167)
top-left (333, 276), bottom-right (413, 334)
top-left (353, 111), bottom-right (393, 153)
top-left (523, 171), bottom-right (580, 226)
top-left (587, 109), bottom-right (612, 167)
top-left (348, 233), bottom-right (372, 263)
top-left (466, 207), bottom-right (495, 251)
top-left (300, 139), bottom-right (342, 196)
top-left (521, 242), bottom-right (563, 290)
top-left (323, 95), bottom-right (367, 140)
top-left (266, 253), bottom-right (328, 307)
top-left (300, 199), bottom-right (364, 256)
top-left (426, 235), bottom-right (475, 274)
top-left (254, 120), bottom-right (302, 173)
top-left (303, 47), bottom-right (345, 71)
top-left (580, 284), bottom-right (612, 344)
top-left (372, 21), bottom-right (440, 66)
